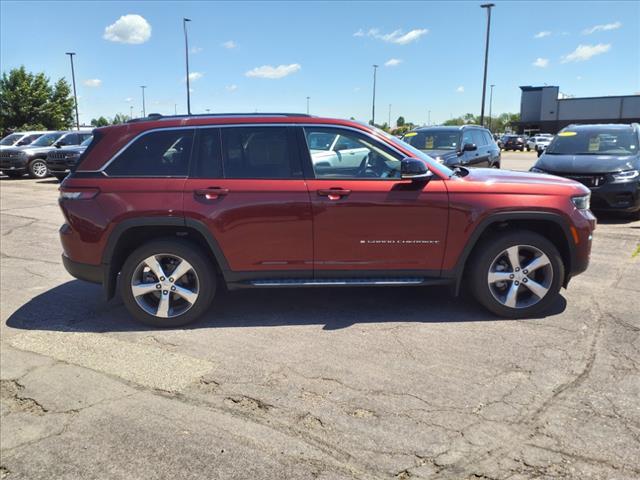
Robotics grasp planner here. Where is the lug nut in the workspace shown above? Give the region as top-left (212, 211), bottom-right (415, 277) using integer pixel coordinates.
top-left (523, 269), bottom-right (528, 274)
top-left (160, 276), bottom-right (165, 281)
top-left (523, 278), bottom-right (528, 283)
top-left (509, 274), bottom-right (515, 279)
top-left (163, 290), bottom-right (168, 295)
top-left (156, 284), bottom-right (161, 289)
top-left (515, 267), bottom-right (520, 272)
top-left (169, 277), bottom-right (174, 282)
top-left (170, 286), bottom-right (176, 291)
top-left (514, 281), bottom-right (520, 286)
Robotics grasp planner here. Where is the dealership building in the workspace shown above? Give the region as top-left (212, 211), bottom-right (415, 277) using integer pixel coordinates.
top-left (515, 85), bottom-right (640, 134)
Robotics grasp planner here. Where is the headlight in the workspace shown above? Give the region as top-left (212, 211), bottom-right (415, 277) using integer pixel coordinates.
top-left (611, 170), bottom-right (639, 183)
top-left (571, 194), bottom-right (591, 210)
top-left (530, 167), bottom-right (545, 173)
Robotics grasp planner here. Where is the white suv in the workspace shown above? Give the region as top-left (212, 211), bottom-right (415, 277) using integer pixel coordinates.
top-left (527, 134), bottom-right (553, 152)
top-left (307, 131), bottom-right (369, 168)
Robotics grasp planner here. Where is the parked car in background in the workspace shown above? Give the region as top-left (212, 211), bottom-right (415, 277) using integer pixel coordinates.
top-left (47, 135), bottom-right (93, 181)
top-left (307, 130), bottom-right (369, 169)
top-left (527, 135), bottom-right (553, 152)
top-left (501, 134), bottom-right (527, 151)
top-left (531, 124), bottom-right (640, 219)
top-left (0, 131), bottom-right (48, 150)
top-left (58, 113), bottom-right (595, 327)
top-left (0, 130), bottom-right (92, 178)
top-left (401, 125), bottom-right (501, 168)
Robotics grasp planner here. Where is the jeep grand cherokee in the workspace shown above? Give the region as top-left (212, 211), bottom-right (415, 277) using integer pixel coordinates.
top-left (59, 113), bottom-right (596, 327)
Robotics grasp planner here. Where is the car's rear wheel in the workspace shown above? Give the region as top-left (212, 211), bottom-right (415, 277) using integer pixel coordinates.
top-left (28, 159), bottom-right (48, 179)
top-left (120, 239), bottom-right (216, 327)
top-left (469, 231), bottom-right (564, 318)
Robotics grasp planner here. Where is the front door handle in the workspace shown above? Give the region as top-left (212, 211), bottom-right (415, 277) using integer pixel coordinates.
top-left (195, 187), bottom-right (229, 200)
top-left (318, 188), bottom-right (351, 200)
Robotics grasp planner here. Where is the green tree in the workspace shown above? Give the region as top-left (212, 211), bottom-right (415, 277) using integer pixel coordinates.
top-left (0, 66), bottom-right (75, 133)
top-left (91, 116), bottom-right (109, 127)
top-left (111, 113), bottom-right (131, 125)
top-left (396, 116), bottom-right (405, 127)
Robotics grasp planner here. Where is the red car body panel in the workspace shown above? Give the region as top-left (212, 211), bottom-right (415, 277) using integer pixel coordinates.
top-left (59, 115), bottom-right (596, 296)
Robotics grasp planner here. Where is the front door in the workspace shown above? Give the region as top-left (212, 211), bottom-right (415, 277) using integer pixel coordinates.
top-left (301, 126), bottom-right (449, 276)
top-left (183, 126), bottom-right (313, 276)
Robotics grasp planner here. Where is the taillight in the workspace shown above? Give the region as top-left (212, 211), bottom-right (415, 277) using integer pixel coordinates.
top-left (59, 188), bottom-right (99, 200)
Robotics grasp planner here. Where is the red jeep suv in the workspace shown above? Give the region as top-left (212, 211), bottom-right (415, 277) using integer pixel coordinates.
top-left (58, 114), bottom-right (596, 327)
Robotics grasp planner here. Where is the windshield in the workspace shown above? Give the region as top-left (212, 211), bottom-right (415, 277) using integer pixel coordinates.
top-left (546, 129), bottom-right (638, 156)
top-left (30, 133), bottom-right (63, 147)
top-left (80, 136), bottom-right (93, 146)
top-left (0, 133), bottom-right (22, 146)
top-left (403, 130), bottom-right (460, 151)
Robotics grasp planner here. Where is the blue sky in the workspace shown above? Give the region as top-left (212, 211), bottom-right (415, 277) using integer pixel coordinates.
top-left (1, 1), bottom-right (638, 126)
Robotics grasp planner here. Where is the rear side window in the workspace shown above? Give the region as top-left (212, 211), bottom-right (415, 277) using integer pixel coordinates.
top-left (106, 129), bottom-right (194, 177)
top-left (221, 127), bottom-right (300, 179)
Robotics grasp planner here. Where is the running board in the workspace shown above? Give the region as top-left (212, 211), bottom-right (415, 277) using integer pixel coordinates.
top-left (248, 277), bottom-right (428, 287)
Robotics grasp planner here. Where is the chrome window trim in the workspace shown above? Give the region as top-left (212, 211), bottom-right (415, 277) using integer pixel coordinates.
top-left (79, 123), bottom-right (407, 175)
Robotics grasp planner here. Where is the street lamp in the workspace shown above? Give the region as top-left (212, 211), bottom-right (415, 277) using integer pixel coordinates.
top-left (479, 3), bottom-right (495, 127)
top-left (129, 105), bottom-right (133, 119)
top-left (488, 84), bottom-right (495, 131)
top-left (388, 104), bottom-right (391, 128)
top-left (306, 96), bottom-right (310, 115)
top-left (183, 18), bottom-right (192, 115)
top-left (65, 52), bottom-right (80, 130)
top-left (371, 64), bottom-right (378, 126)
top-left (140, 85), bottom-right (147, 117)
top-left (428, 110), bottom-right (431, 126)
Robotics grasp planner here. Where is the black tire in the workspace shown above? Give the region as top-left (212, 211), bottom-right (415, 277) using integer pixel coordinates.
top-left (526, 146), bottom-right (531, 151)
top-left (54, 173), bottom-right (67, 182)
top-left (468, 230), bottom-right (564, 318)
top-left (27, 158), bottom-right (48, 179)
top-left (120, 238), bottom-right (217, 327)
top-left (5, 171), bottom-right (23, 178)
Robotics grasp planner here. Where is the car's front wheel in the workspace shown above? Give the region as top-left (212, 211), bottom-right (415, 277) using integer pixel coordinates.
top-left (120, 239), bottom-right (217, 327)
top-left (28, 158), bottom-right (48, 179)
top-left (469, 231), bottom-right (564, 318)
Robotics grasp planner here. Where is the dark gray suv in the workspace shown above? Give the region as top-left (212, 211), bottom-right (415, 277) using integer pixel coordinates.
top-left (0, 130), bottom-right (92, 178)
top-left (401, 125), bottom-right (501, 168)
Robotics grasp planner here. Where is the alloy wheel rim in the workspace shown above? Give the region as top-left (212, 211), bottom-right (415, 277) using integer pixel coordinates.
top-left (131, 254), bottom-right (199, 318)
top-left (487, 244), bottom-right (553, 309)
top-left (33, 161), bottom-right (47, 177)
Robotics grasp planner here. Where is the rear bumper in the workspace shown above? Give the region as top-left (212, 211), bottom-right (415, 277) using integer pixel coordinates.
top-left (62, 254), bottom-right (103, 284)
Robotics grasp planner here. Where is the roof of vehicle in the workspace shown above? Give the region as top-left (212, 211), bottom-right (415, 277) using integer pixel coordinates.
top-left (409, 125), bottom-right (489, 133)
top-left (562, 123), bottom-right (636, 131)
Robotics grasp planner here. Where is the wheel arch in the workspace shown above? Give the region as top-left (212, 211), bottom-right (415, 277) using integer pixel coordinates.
top-left (452, 211), bottom-right (576, 295)
top-left (102, 217), bottom-right (230, 300)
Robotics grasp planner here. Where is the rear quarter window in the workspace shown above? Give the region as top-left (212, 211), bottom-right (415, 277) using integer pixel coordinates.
top-left (105, 129), bottom-right (194, 177)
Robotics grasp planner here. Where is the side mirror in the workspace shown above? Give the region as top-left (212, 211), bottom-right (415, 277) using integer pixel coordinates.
top-left (401, 158), bottom-right (432, 181)
top-left (462, 143), bottom-right (477, 152)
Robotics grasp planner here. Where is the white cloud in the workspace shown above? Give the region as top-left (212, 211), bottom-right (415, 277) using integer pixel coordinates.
top-left (190, 46), bottom-right (203, 54)
top-left (222, 40), bottom-right (237, 49)
top-left (534, 31), bottom-right (551, 39)
top-left (354, 27), bottom-right (428, 45)
top-left (533, 57), bottom-right (549, 68)
top-left (226, 84), bottom-right (238, 92)
top-left (456, 86), bottom-right (464, 93)
top-left (576, 75), bottom-right (582, 80)
top-left (384, 58), bottom-right (402, 67)
top-left (561, 43), bottom-right (611, 63)
top-left (245, 63), bottom-right (301, 79)
top-left (186, 72), bottom-right (203, 82)
top-left (83, 79), bottom-right (102, 87)
top-left (103, 14), bottom-right (151, 44)
top-left (124, 97), bottom-right (133, 102)
top-left (582, 21), bottom-right (621, 35)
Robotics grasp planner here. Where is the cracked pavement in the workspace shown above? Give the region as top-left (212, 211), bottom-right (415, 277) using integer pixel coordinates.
top-left (1, 155), bottom-right (639, 479)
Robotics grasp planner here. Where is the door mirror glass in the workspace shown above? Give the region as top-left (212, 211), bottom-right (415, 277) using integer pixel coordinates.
top-left (462, 143), bottom-right (477, 152)
top-left (401, 158), bottom-right (432, 180)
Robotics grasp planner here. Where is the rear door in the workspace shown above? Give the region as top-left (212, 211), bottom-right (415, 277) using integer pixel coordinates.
top-left (183, 126), bottom-right (313, 276)
top-left (300, 126), bottom-right (449, 275)
top-left (470, 130), bottom-right (491, 167)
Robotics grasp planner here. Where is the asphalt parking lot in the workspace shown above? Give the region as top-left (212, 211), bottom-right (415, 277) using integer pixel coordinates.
top-left (1, 150), bottom-right (639, 479)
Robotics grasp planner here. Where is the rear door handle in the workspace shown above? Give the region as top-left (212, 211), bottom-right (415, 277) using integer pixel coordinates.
top-left (195, 187), bottom-right (229, 200)
top-left (318, 188), bottom-right (351, 200)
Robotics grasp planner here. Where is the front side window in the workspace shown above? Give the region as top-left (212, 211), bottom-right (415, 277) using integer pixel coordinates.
top-left (471, 130), bottom-right (487, 147)
top-left (106, 129), bottom-right (194, 176)
top-left (462, 130), bottom-right (474, 146)
top-left (221, 127), bottom-right (299, 179)
top-left (30, 133), bottom-right (63, 147)
top-left (57, 133), bottom-right (78, 146)
top-left (0, 133), bottom-right (22, 145)
top-left (304, 127), bottom-right (402, 179)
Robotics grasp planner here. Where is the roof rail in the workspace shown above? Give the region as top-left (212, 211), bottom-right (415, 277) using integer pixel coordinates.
top-left (126, 112), bottom-right (312, 124)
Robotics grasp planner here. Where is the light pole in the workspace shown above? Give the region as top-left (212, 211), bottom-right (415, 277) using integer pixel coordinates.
top-left (428, 110), bottom-right (431, 126)
top-left (65, 52), bottom-right (80, 130)
top-left (129, 105), bottom-right (133, 119)
top-left (140, 85), bottom-right (147, 117)
top-left (388, 104), bottom-right (391, 127)
top-left (371, 64), bottom-right (378, 126)
top-left (174, 104), bottom-right (178, 115)
top-left (479, 3), bottom-right (495, 127)
top-left (183, 18), bottom-right (192, 115)
top-left (306, 96), bottom-right (310, 115)
top-left (488, 84), bottom-right (495, 131)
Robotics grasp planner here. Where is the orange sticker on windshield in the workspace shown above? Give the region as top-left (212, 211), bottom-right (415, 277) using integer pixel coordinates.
top-left (588, 137), bottom-right (600, 152)
top-left (558, 131), bottom-right (577, 136)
